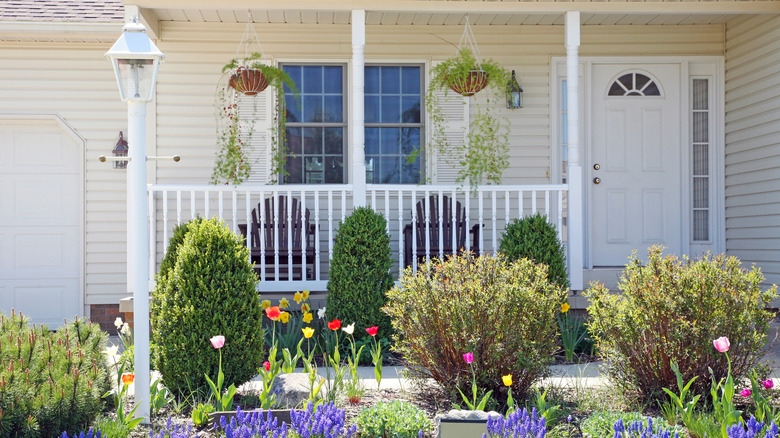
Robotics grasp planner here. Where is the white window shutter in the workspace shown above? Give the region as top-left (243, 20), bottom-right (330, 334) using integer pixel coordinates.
top-left (428, 61), bottom-right (469, 185)
top-left (243, 61), bottom-right (274, 184)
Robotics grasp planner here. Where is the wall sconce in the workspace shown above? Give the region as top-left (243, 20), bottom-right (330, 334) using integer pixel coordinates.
top-left (113, 131), bottom-right (129, 169)
top-left (506, 70), bottom-right (523, 109)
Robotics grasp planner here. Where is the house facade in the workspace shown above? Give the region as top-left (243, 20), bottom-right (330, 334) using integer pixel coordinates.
top-left (0, 0), bottom-right (778, 330)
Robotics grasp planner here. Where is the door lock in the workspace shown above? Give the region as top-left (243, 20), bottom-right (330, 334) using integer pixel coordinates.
top-left (593, 163), bottom-right (600, 170)
top-left (593, 177), bottom-right (601, 184)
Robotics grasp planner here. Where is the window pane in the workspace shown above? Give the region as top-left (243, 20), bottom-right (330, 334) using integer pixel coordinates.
top-left (401, 128), bottom-right (420, 155)
top-left (381, 128), bottom-right (400, 155)
top-left (693, 79), bottom-right (708, 110)
top-left (694, 210), bottom-right (709, 241)
top-left (302, 66), bottom-right (322, 93)
top-left (402, 154), bottom-right (421, 184)
top-left (324, 156), bottom-right (343, 183)
top-left (323, 95), bottom-right (343, 123)
top-left (401, 66), bottom-right (420, 94)
top-left (693, 143), bottom-right (708, 176)
top-left (285, 156), bottom-right (303, 183)
top-left (303, 95), bottom-right (323, 123)
top-left (303, 127), bottom-right (322, 154)
top-left (324, 127), bottom-right (343, 155)
top-left (381, 95), bottom-right (401, 123)
top-left (365, 67), bottom-right (380, 94)
top-left (284, 65), bottom-right (301, 93)
top-left (285, 93), bottom-right (301, 123)
top-left (365, 127), bottom-right (380, 155)
top-left (693, 177), bottom-right (709, 209)
top-left (693, 112), bottom-right (708, 143)
top-left (401, 96), bottom-right (421, 123)
top-left (381, 67), bottom-right (400, 94)
top-left (379, 157), bottom-right (400, 183)
top-left (286, 127), bottom-right (302, 154)
top-left (365, 95), bottom-right (380, 123)
top-left (323, 66), bottom-right (342, 94)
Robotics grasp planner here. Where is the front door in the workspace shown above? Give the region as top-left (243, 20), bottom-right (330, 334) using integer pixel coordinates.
top-left (590, 63), bottom-right (682, 266)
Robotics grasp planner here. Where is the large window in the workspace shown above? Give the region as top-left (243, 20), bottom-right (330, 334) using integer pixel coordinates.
top-left (283, 64), bottom-right (346, 184)
top-left (365, 65), bottom-right (423, 184)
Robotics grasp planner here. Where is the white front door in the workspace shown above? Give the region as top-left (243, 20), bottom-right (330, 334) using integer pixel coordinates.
top-left (0, 120), bottom-right (81, 326)
top-left (590, 63), bottom-right (682, 266)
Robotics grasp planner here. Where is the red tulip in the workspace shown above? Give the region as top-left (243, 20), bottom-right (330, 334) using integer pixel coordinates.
top-left (763, 379), bottom-right (774, 389)
top-left (366, 326), bottom-right (379, 337)
top-left (263, 361), bottom-right (271, 372)
top-left (327, 319), bottom-right (342, 331)
top-left (121, 373), bottom-right (134, 386)
top-left (265, 306), bottom-right (281, 321)
top-left (463, 352), bottom-right (474, 364)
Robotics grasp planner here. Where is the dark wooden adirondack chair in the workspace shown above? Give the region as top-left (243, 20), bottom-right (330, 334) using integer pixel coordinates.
top-left (403, 195), bottom-right (480, 268)
top-left (238, 195), bottom-right (316, 281)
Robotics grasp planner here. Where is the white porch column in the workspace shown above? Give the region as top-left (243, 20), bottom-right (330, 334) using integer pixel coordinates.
top-left (351, 9), bottom-right (367, 207)
top-left (128, 100), bottom-right (150, 421)
top-left (565, 11), bottom-right (584, 291)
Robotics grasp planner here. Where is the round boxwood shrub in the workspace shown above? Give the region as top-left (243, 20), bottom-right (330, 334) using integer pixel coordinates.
top-left (499, 213), bottom-right (568, 289)
top-left (384, 252), bottom-right (565, 401)
top-left (327, 207), bottom-right (394, 341)
top-left (150, 217), bottom-right (263, 397)
top-left (586, 245), bottom-right (777, 401)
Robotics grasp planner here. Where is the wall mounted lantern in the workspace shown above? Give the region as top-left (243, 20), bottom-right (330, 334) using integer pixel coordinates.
top-left (506, 70), bottom-right (523, 109)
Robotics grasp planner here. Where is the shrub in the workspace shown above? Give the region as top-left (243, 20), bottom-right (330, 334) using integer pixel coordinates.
top-left (0, 311), bottom-right (111, 437)
top-left (354, 401), bottom-right (432, 438)
top-left (156, 217), bottom-right (203, 281)
top-left (151, 217), bottom-right (264, 397)
top-left (499, 213), bottom-right (568, 289)
top-left (384, 252), bottom-right (565, 401)
top-left (327, 207), bottom-right (394, 341)
top-left (586, 245), bottom-right (777, 401)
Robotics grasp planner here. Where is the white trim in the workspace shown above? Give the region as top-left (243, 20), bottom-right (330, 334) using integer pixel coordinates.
top-left (0, 114), bottom-right (86, 319)
top-left (551, 56), bottom-right (725, 268)
top-left (0, 21), bottom-right (122, 35)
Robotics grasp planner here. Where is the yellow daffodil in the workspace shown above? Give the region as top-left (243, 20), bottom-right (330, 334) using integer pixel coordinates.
top-left (502, 374), bottom-right (513, 387)
top-left (561, 302), bottom-right (571, 313)
top-left (279, 312), bottom-right (290, 323)
top-left (279, 298), bottom-right (290, 309)
top-left (301, 303), bottom-right (311, 313)
top-left (303, 312), bottom-right (313, 324)
top-left (302, 327), bottom-right (315, 339)
top-left (294, 292), bottom-right (302, 304)
top-left (301, 290), bottom-right (310, 300)
top-left (261, 300), bottom-right (271, 310)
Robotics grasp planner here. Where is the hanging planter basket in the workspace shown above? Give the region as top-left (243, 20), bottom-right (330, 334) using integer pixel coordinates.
top-left (447, 70), bottom-right (490, 97)
top-left (229, 67), bottom-right (270, 96)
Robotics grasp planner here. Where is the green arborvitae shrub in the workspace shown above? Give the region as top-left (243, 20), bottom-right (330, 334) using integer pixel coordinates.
top-left (499, 213), bottom-right (569, 289)
top-left (355, 400), bottom-right (432, 438)
top-left (156, 216), bottom-right (204, 281)
top-left (327, 207), bottom-right (394, 341)
top-left (384, 252), bottom-right (565, 402)
top-left (151, 217), bottom-right (264, 398)
top-left (0, 311), bottom-right (111, 437)
top-left (586, 245), bottom-right (778, 401)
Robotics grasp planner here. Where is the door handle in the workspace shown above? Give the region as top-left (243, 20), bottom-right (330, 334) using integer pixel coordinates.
top-left (593, 177), bottom-right (601, 185)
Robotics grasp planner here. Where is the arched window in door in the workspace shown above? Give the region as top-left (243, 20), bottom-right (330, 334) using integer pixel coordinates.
top-left (608, 72), bottom-right (661, 96)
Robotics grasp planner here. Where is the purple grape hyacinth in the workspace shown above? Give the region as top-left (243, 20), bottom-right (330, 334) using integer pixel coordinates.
top-left (612, 417), bottom-right (680, 438)
top-left (59, 429), bottom-right (103, 438)
top-left (149, 417), bottom-right (196, 438)
top-left (727, 416), bottom-right (780, 438)
top-left (483, 407), bottom-right (547, 438)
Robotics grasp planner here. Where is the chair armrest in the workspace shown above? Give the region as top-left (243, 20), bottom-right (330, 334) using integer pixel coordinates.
top-left (468, 223), bottom-right (481, 255)
top-left (238, 224), bottom-right (248, 239)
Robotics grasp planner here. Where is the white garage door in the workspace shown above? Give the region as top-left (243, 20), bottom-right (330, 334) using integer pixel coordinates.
top-left (0, 120), bottom-right (81, 327)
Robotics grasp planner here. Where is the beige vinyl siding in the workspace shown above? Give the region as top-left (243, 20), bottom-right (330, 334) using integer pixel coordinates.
top-left (0, 42), bottom-right (128, 309)
top-left (724, 14), bottom-right (780, 286)
top-left (155, 22), bottom-right (724, 187)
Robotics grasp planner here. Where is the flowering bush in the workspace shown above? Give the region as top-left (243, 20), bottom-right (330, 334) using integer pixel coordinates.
top-left (385, 252), bottom-right (565, 402)
top-left (586, 245), bottom-right (776, 400)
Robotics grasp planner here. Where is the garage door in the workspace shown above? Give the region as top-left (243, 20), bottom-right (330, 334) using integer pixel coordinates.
top-left (0, 120), bottom-right (81, 327)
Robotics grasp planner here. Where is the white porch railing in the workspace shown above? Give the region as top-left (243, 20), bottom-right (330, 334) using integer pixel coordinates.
top-left (148, 184), bottom-right (567, 292)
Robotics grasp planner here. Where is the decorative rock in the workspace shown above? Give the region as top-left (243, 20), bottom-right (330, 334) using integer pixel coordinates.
top-left (272, 373), bottom-right (311, 409)
top-left (435, 409), bottom-right (502, 422)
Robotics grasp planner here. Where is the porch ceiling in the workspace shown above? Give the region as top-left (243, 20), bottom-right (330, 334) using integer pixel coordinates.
top-left (130, 0), bottom-right (780, 27)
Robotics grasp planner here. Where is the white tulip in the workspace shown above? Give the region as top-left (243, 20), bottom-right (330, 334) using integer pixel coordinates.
top-left (342, 323), bottom-right (355, 335)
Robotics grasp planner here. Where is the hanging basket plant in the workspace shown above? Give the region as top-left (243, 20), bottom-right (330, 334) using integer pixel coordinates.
top-left (425, 18), bottom-right (511, 188)
top-left (211, 16), bottom-right (297, 185)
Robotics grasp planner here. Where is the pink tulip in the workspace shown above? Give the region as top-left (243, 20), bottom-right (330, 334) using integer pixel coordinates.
top-left (463, 352), bottom-right (474, 364)
top-left (763, 379), bottom-right (774, 390)
top-left (740, 388), bottom-right (752, 397)
top-left (210, 335), bottom-right (225, 349)
top-left (713, 336), bottom-right (730, 353)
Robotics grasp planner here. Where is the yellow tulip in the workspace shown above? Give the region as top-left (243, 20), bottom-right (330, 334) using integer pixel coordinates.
top-left (302, 327), bottom-right (315, 339)
top-left (279, 312), bottom-right (290, 323)
top-left (303, 312), bottom-right (313, 324)
top-left (293, 292), bottom-right (302, 304)
top-left (561, 303), bottom-right (571, 313)
top-left (502, 374), bottom-right (513, 387)
top-left (280, 298), bottom-right (290, 309)
top-left (261, 300), bottom-right (271, 310)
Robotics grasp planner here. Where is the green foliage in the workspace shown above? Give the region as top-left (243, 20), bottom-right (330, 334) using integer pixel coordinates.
top-left (354, 401), bottom-right (432, 438)
top-left (91, 415), bottom-right (130, 438)
top-left (499, 213), bottom-right (569, 289)
top-left (580, 412), bottom-right (649, 438)
top-left (384, 252), bottom-right (565, 402)
top-left (426, 48), bottom-right (510, 187)
top-left (586, 245), bottom-right (777, 401)
top-left (327, 207), bottom-right (394, 341)
top-left (191, 402), bottom-right (215, 428)
top-left (0, 312), bottom-right (111, 437)
top-left (157, 217), bottom-right (204, 282)
top-left (151, 217), bottom-right (264, 398)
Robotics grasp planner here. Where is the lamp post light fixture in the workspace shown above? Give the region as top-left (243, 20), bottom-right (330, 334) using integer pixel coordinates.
top-left (105, 18), bottom-right (164, 423)
top-left (506, 70), bottom-right (523, 109)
